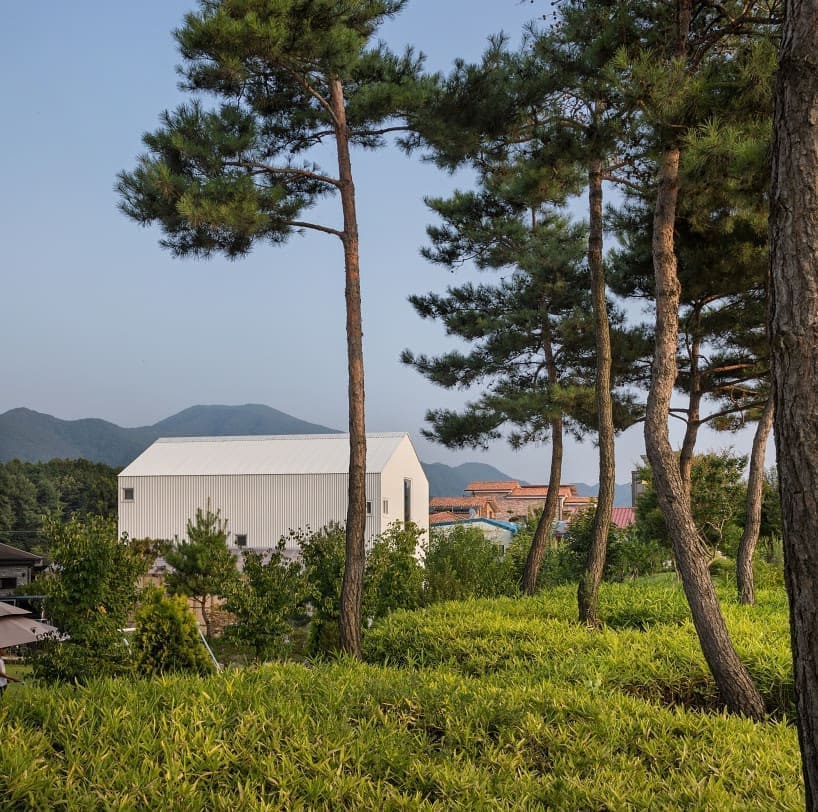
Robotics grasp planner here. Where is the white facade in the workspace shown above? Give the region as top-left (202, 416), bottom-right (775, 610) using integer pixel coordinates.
top-left (118, 433), bottom-right (428, 551)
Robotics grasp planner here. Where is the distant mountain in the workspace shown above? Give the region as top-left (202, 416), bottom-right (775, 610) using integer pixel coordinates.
top-left (573, 482), bottom-right (633, 507)
top-left (0, 404), bottom-right (521, 497)
top-left (0, 405), bottom-right (338, 467)
top-left (422, 461), bottom-right (519, 499)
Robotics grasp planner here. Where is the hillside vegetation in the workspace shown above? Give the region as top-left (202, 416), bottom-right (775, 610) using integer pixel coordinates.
top-left (0, 583), bottom-right (801, 809)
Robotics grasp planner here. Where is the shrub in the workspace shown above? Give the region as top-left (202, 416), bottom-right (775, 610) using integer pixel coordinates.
top-left (29, 515), bottom-right (148, 682)
top-left (423, 525), bottom-right (516, 602)
top-left (222, 543), bottom-right (307, 661)
top-left (132, 586), bottom-right (214, 676)
top-left (0, 654), bottom-right (801, 809)
top-left (363, 522), bottom-right (425, 620)
top-left (298, 523), bottom-right (346, 655)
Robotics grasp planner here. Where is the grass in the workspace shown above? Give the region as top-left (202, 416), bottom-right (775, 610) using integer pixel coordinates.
top-left (0, 582), bottom-right (803, 809)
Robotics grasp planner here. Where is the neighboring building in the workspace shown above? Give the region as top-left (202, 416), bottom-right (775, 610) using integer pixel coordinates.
top-left (610, 507), bottom-right (636, 529)
top-left (0, 542), bottom-right (44, 597)
top-left (430, 517), bottom-right (519, 552)
top-left (463, 480), bottom-right (594, 522)
top-left (118, 433), bottom-right (429, 552)
top-left (429, 496), bottom-right (498, 520)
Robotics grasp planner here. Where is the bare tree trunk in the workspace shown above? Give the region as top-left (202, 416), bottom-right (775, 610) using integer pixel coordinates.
top-left (769, 3), bottom-right (818, 802)
top-left (736, 395), bottom-right (774, 605)
top-left (578, 157), bottom-right (614, 627)
top-left (646, 143), bottom-right (765, 720)
top-left (331, 76), bottom-right (366, 659)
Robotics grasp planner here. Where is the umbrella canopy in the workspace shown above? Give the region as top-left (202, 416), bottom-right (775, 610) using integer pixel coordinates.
top-left (0, 602), bottom-right (58, 648)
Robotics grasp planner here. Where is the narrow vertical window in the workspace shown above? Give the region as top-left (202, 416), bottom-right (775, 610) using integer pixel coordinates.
top-left (383, 499), bottom-right (389, 514)
top-left (403, 478), bottom-right (411, 523)
top-left (366, 501), bottom-right (372, 515)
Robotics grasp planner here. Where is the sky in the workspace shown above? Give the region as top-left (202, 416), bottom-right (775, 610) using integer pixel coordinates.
top-left (0, 1), bottom-right (769, 487)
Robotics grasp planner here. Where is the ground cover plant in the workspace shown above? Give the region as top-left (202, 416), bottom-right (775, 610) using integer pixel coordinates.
top-left (0, 582), bottom-right (801, 808)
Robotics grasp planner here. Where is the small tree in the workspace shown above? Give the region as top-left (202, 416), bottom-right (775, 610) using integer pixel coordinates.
top-left (363, 522), bottom-right (424, 620)
top-left (299, 524), bottom-right (347, 655)
top-left (165, 504), bottom-right (238, 638)
top-left (423, 525), bottom-right (515, 603)
top-left (133, 586), bottom-right (214, 676)
top-left (32, 515), bottom-right (148, 682)
top-left (223, 543), bottom-right (306, 661)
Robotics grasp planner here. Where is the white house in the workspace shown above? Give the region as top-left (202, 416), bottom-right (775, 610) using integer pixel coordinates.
top-left (118, 433), bottom-right (429, 552)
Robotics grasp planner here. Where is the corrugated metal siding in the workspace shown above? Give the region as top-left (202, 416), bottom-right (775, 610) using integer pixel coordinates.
top-left (118, 472), bottom-right (382, 551)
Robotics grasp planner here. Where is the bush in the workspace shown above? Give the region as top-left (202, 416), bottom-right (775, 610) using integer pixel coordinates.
top-left (132, 587), bottom-right (214, 676)
top-left (0, 639), bottom-right (801, 809)
top-left (29, 515), bottom-right (148, 683)
top-left (223, 544), bottom-right (307, 661)
top-left (363, 522), bottom-right (425, 620)
top-left (423, 525), bottom-right (516, 602)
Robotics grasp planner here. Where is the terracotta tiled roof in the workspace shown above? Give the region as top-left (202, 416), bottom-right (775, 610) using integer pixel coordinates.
top-left (429, 511), bottom-right (464, 525)
top-left (610, 507), bottom-right (636, 528)
top-left (464, 480), bottom-right (520, 493)
top-left (430, 496), bottom-right (496, 510)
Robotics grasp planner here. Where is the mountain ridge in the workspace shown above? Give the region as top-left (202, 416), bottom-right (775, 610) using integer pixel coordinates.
top-left (0, 405), bottom-right (631, 501)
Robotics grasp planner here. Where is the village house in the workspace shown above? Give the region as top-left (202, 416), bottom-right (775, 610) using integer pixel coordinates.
top-left (462, 480), bottom-right (594, 523)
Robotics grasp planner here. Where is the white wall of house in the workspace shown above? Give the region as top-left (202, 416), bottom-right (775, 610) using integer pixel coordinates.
top-left (379, 434), bottom-right (430, 542)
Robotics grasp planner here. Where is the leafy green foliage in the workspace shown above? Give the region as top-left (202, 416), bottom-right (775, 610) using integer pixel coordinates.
top-left (133, 586), bottom-right (214, 676)
top-left (636, 452), bottom-right (748, 555)
top-left (223, 543), bottom-right (307, 661)
top-left (30, 516), bottom-right (148, 682)
top-left (363, 522), bottom-right (425, 620)
top-left (298, 524), bottom-right (346, 654)
top-left (0, 586), bottom-right (801, 809)
top-left (165, 504), bottom-right (238, 638)
top-left (423, 525), bottom-right (516, 602)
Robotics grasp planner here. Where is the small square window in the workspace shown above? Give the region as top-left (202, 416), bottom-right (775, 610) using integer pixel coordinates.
top-left (235, 534), bottom-right (248, 548)
top-left (122, 488), bottom-right (134, 501)
top-left (366, 501), bottom-right (372, 515)
top-left (0, 577), bottom-right (17, 590)
top-left (383, 499), bottom-right (389, 514)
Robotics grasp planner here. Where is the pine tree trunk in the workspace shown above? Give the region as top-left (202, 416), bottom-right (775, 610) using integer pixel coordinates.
top-left (521, 415), bottom-right (563, 594)
top-left (736, 395), bottom-right (774, 606)
top-left (678, 307), bottom-right (704, 496)
top-left (646, 144), bottom-right (765, 720)
top-left (331, 75), bottom-right (366, 660)
top-left (578, 158), bottom-right (614, 627)
top-left (769, 3), bottom-right (818, 801)
top-left (521, 290), bottom-right (564, 594)
top-left (640, 0), bottom-right (765, 721)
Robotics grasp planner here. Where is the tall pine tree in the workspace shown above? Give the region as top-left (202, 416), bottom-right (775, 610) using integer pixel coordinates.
top-left (117, 0), bottom-right (425, 657)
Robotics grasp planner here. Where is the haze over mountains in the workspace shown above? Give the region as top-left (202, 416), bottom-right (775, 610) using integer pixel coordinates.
top-left (0, 404), bottom-right (631, 502)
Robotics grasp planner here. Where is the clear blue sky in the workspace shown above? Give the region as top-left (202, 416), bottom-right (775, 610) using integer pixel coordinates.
top-left (0, 1), bottom-right (766, 485)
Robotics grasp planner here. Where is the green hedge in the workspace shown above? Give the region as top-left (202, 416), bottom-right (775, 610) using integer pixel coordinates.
top-left (364, 584), bottom-right (794, 716)
top-left (0, 661), bottom-right (801, 809)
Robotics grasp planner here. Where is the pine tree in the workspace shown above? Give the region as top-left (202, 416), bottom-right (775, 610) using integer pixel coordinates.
top-left (612, 0), bottom-right (780, 719)
top-left (769, 0), bottom-right (818, 799)
top-left (117, 0), bottom-right (426, 657)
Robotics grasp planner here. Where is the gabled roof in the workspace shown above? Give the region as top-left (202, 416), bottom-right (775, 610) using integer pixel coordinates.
top-left (429, 511), bottom-right (463, 525)
top-left (610, 507), bottom-right (636, 528)
top-left (0, 542), bottom-right (44, 566)
top-left (119, 433), bottom-right (415, 477)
